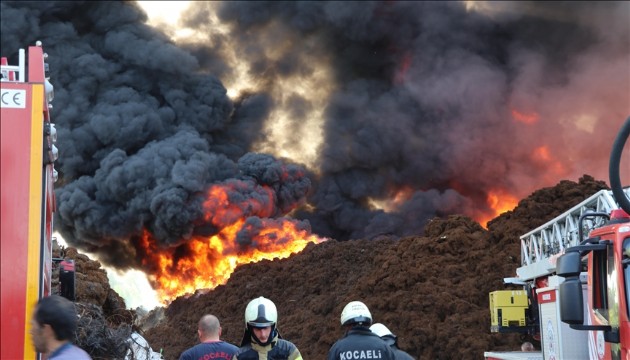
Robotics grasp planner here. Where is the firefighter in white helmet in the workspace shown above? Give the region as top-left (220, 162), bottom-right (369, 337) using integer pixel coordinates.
top-left (370, 323), bottom-right (415, 360)
top-left (327, 301), bottom-right (396, 360)
top-left (232, 296), bottom-right (303, 360)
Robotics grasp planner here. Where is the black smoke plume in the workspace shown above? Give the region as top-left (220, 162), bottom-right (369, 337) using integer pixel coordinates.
top-left (1, 1), bottom-right (628, 271)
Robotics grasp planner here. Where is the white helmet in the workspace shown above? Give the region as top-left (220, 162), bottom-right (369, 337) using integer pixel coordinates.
top-left (370, 323), bottom-right (397, 346)
top-left (340, 301), bottom-right (372, 326)
top-left (370, 323), bottom-right (394, 337)
top-left (245, 296), bottom-right (277, 328)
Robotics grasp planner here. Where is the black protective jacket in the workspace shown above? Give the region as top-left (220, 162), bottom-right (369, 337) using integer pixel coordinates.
top-left (382, 335), bottom-right (416, 360)
top-left (327, 326), bottom-right (396, 360)
top-left (391, 346), bottom-right (415, 360)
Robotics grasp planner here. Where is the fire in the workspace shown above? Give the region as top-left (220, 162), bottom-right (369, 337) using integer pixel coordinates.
top-left (512, 109), bottom-right (539, 124)
top-left (532, 145), bottom-right (566, 176)
top-left (203, 181), bottom-right (275, 224)
top-left (139, 220), bottom-right (325, 302)
top-left (138, 182), bottom-right (327, 303)
top-left (532, 145), bottom-right (552, 162)
top-left (477, 189), bottom-right (519, 228)
top-left (368, 186), bottom-right (414, 212)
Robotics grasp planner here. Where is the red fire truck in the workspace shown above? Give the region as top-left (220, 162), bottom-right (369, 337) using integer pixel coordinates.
top-left (555, 118), bottom-right (630, 359)
top-left (1, 41), bottom-right (59, 359)
top-left (485, 118), bottom-right (630, 360)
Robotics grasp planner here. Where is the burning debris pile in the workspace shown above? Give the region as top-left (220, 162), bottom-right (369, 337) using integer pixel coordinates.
top-left (113, 175), bottom-right (607, 360)
top-left (55, 175), bottom-right (609, 359)
top-left (137, 176), bottom-right (607, 360)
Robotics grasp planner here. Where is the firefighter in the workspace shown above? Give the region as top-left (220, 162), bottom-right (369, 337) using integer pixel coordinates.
top-left (327, 301), bottom-right (396, 360)
top-left (370, 323), bottom-right (415, 360)
top-left (232, 296), bottom-right (303, 360)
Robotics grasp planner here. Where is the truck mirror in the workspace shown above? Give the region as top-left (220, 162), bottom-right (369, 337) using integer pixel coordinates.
top-left (556, 251), bottom-right (581, 277)
top-left (559, 277), bottom-right (584, 325)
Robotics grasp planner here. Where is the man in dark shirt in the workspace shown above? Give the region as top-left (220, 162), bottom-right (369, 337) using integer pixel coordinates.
top-left (179, 314), bottom-right (238, 360)
top-left (30, 295), bottom-right (91, 360)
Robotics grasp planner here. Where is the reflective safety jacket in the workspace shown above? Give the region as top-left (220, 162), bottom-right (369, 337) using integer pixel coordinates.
top-left (232, 335), bottom-right (302, 360)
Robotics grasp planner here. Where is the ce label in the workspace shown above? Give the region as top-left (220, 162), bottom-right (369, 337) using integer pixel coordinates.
top-left (1, 89), bottom-right (26, 108)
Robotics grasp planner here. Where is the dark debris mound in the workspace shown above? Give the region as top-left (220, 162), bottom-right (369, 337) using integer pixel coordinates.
top-left (60, 175), bottom-right (608, 359)
top-left (52, 245), bottom-right (140, 359)
top-left (75, 302), bottom-right (134, 359)
top-left (140, 175), bottom-right (609, 360)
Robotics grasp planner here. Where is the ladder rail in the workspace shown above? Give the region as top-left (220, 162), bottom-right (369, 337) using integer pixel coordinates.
top-left (0, 48), bottom-right (26, 82)
top-left (519, 188), bottom-right (630, 272)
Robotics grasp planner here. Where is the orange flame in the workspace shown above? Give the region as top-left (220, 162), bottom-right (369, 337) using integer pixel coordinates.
top-left (532, 145), bottom-right (566, 176)
top-left (512, 109), bottom-right (539, 124)
top-left (138, 182), bottom-right (327, 303)
top-left (477, 189), bottom-right (519, 228)
top-left (368, 186), bottom-right (414, 212)
top-left (140, 220), bottom-right (326, 303)
top-left (392, 186), bottom-right (414, 205)
top-left (533, 145), bottom-right (551, 161)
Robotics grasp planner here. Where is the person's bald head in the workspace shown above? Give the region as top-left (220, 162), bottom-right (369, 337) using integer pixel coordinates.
top-left (198, 314), bottom-right (221, 341)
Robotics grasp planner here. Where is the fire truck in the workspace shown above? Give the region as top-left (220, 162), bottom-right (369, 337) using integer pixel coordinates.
top-left (485, 118), bottom-right (630, 360)
top-left (1, 42), bottom-right (59, 359)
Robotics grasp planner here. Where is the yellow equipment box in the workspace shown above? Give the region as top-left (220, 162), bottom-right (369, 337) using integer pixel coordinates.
top-left (489, 290), bottom-right (528, 332)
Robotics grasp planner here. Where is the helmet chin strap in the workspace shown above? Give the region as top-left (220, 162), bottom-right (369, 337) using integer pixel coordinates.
top-left (248, 324), bottom-right (277, 346)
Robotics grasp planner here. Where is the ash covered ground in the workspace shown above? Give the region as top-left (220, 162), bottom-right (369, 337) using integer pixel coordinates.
top-left (64, 175), bottom-right (609, 359)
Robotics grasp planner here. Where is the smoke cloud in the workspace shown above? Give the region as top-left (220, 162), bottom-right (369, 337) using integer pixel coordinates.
top-left (1, 1), bottom-right (628, 271)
